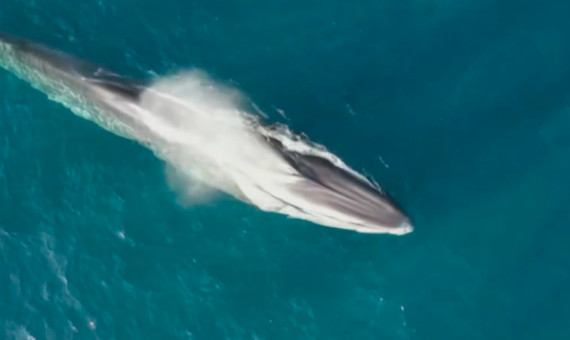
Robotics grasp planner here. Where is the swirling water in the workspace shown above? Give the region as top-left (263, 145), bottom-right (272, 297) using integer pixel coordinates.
top-left (1, 0), bottom-right (570, 339)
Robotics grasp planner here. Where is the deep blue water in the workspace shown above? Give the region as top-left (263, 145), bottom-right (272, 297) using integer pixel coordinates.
top-left (1, 0), bottom-right (570, 339)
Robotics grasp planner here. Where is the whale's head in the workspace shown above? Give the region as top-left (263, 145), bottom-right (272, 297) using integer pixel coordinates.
top-left (264, 136), bottom-right (414, 235)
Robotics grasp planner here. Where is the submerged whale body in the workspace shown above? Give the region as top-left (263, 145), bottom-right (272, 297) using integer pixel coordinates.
top-left (0, 32), bottom-right (413, 235)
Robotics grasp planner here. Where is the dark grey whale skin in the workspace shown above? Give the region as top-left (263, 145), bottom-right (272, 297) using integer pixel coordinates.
top-left (0, 31), bottom-right (146, 100)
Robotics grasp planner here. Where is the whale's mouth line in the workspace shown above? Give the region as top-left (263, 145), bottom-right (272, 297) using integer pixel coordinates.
top-left (0, 32), bottom-right (414, 235)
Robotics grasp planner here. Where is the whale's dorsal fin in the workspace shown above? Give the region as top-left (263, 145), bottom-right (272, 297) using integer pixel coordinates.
top-left (86, 73), bottom-right (145, 100)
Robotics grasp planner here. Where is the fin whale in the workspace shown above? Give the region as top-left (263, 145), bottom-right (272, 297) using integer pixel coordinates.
top-left (0, 32), bottom-right (413, 235)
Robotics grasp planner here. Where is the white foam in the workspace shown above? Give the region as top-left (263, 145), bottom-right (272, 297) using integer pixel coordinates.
top-left (129, 70), bottom-right (304, 205)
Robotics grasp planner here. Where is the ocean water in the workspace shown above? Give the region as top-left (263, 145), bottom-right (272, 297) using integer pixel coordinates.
top-left (1, 0), bottom-right (569, 339)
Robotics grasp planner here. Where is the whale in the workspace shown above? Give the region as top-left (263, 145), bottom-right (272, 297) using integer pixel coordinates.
top-left (0, 32), bottom-right (413, 235)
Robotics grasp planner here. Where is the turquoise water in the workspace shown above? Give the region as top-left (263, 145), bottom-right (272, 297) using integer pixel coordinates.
top-left (1, 0), bottom-right (570, 339)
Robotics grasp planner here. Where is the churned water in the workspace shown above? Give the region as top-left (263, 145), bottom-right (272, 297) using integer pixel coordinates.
top-left (1, 0), bottom-right (570, 339)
